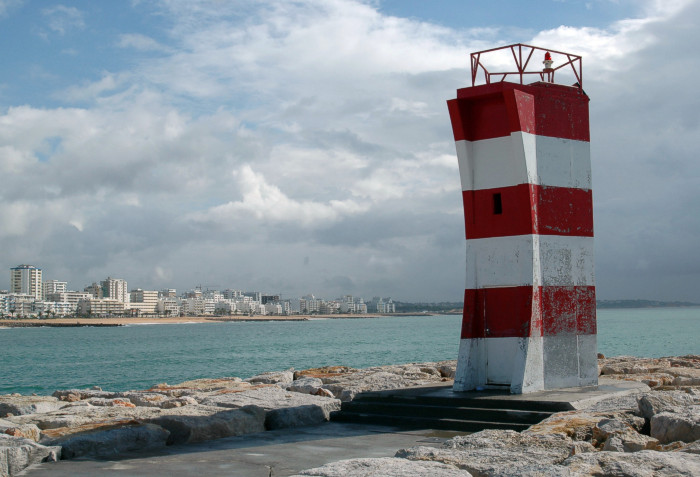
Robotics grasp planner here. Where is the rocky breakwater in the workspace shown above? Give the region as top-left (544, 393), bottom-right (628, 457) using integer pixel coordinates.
top-left (294, 355), bottom-right (700, 477)
top-left (0, 360), bottom-right (456, 476)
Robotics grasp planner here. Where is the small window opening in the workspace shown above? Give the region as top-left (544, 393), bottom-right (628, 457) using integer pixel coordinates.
top-left (493, 193), bottom-right (503, 215)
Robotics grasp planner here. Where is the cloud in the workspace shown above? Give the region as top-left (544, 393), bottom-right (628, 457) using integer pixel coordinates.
top-left (41, 5), bottom-right (85, 35)
top-left (117, 33), bottom-right (169, 52)
top-left (0, 0), bottom-right (22, 17)
top-left (190, 165), bottom-right (369, 227)
top-left (1, 0), bottom-right (699, 302)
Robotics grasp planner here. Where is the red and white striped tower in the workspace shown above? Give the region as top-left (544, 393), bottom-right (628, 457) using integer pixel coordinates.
top-left (448, 45), bottom-right (597, 393)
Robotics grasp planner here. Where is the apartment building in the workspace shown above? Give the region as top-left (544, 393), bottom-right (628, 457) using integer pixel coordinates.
top-left (101, 277), bottom-right (129, 303)
top-left (10, 265), bottom-right (42, 300)
top-left (42, 280), bottom-right (67, 300)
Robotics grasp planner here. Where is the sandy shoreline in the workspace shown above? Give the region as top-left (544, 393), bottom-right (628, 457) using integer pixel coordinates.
top-left (0, 313), bottom-right (451, 327)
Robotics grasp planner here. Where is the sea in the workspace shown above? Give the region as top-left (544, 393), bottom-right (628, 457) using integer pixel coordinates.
top-left (1, 307), bottom-right (699, 396)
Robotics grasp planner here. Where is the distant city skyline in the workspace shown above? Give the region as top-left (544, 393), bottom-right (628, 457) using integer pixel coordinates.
top-left (1, 1), bottom-right (699, 302)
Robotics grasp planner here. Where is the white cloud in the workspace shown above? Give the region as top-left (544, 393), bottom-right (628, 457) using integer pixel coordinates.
top-left (41, 5), bottom-right (85, 35)
top-left (1, 0), bottom-right (699, 301)
top-left (117, 33), bottom-right (169, 52)
top-left (190, 165), bottom-right (368, 226)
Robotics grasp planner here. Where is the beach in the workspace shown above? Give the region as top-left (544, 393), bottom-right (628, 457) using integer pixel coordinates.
top-left (0, 313), bottom-right (420, 327)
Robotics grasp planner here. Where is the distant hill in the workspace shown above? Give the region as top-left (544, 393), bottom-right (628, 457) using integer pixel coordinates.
top-left (393, 301), bottom-right (463, 314)
top-left (394, 299), bottom-right (699, 313)
top-left (596, 299), bottom-right (699, 309)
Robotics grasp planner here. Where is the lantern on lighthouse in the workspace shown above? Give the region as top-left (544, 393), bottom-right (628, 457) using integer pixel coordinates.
top-left (543, 51), bottom-right (554, 69)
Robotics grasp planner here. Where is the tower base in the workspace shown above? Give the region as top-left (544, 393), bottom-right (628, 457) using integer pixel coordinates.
top-left (453, 335), bottom-right (598, 394)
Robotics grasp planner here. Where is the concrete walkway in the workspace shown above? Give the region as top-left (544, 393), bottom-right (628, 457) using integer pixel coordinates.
top-left (20, 423), bottom-right (455, 477)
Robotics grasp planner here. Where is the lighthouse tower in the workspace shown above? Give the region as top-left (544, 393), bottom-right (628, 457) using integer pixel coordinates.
top-left (448, 44), bottom-right (597, 393)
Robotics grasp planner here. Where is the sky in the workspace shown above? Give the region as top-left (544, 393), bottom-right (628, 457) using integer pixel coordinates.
top-left (0, 0), bottom-right (699, 302)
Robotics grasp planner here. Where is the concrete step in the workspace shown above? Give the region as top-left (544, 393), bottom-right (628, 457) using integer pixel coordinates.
top-left (330, 384), bottom-right (559, 432)
top-left (330, 410), bottom-right (532, 432)
top-left (338, 400), bottom-right (551, 424)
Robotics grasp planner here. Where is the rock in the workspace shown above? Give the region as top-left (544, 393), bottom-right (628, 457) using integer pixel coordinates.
top-left (120, 392), bottom-right (170, 408)
top-left (313, 388), bottom-right (335, 398)
top-left (294, 457), bottom-right (472, 477)
top-left (200, 386), bottom-right (340, 430)
top-left (0, 396), bottom-right (64, 417)
top-left (0, 434), bottom-right (60, 477)
top-left (397, 429), bottom-right (575, 476)
top-left (52, 389), bottom-right (120, 401)
top-left (1, 425), bottom-right (41, 443)
top-left (651, 406), bottom-right (700, 443)
top-left (84, 398), bottom-right (135, 408)
top-left (151, 405), bottom-right (265, 445)
top-left (287, 377), bottom-right (324, 395)
top-left (147, 377), bottom-right (248, 396)
top-left (160, 396), bottom-right (198, 409)
top-left (245, 369), bottom-right (294, 385)
top-left (41, 421), bottom-right (169, 459)
top-left (638, 391), bottom-right (697, 419)
top-left (525, 410), bottom-right (642, 442)
top-left (294, 366), bottom-right (356, 381)
top-left (564, 449), bottom-right (700, 476)
top-left (592, 418), bottom-right (658, 452)
top-left (677, 441), bottom-right (700, 454)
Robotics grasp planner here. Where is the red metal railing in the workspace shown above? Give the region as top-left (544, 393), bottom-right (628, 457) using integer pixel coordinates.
top-left (470, 43), bottom-right (582, 89)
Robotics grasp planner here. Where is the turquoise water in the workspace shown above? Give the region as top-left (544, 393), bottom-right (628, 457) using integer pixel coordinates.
top-left (1, 309), bottom-right (698, 396)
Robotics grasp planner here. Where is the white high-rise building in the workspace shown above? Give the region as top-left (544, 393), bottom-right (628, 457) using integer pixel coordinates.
top-left (101, 277), bottom-right (129, 303)
top-left (10, 265), bottom-right (43, 300)
top-left (43, 280), bottom-right (67, 300)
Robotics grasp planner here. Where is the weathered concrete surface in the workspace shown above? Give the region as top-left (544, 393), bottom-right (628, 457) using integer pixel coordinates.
top-left (19, 423), bottom-right (448, 477)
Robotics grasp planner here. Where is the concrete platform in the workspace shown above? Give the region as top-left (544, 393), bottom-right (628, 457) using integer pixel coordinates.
top-left (20, 423), bottom-right (455, 477)
top-left (19, 378), bottom-right (648, 476)
top-left (356, 377), bottom-right (648, 411)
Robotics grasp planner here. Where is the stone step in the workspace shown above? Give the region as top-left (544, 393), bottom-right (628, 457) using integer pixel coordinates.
top-left (350, 387), bottom-right (572, 413)
top-left (330, 410), bottom-right (532, 432)
top-left (338, 400), bottom-right (551, 424)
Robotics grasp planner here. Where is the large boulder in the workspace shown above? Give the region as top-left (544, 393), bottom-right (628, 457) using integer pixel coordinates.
top-left (294, 457), bottom-right (472, 477)
top-left (638, 391), bottom-right (697, 419)
top-left (287, 377), bottom-right (325, 395)
top-left (200, 386), bottom-right (340, 430)
top-left (150, 405), bottom-right (265, 445)
top-left (148, 377), bottom-right (249, 396)
top-left (1, 424), bottom-right (41, 443)
top-left (0, 434), bottom-right (60, 477)
top-left (397, 429), bottom-right (578, 476)
top-left (0, 396), bottom-right (64, 417)
top-left (525, 410), bottom-right (643, 443)
top-left (651, 406), bottom-right (700, 444)
top-left (40, 421), bottom-right (169, 459)
top-left (564, 449), bottom-right (700, 476)
top-left (245, 369), bottom-right (294, 385)
top-left (594, 418), bottom-right (659, 452)
top-left (295, 362), bottom-right (455, 402)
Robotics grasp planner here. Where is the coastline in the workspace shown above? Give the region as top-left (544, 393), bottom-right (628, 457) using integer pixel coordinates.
top-left (1, 355), bottom-right (699, 477)
top-left (0, 313), bottom-right (452, 327)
